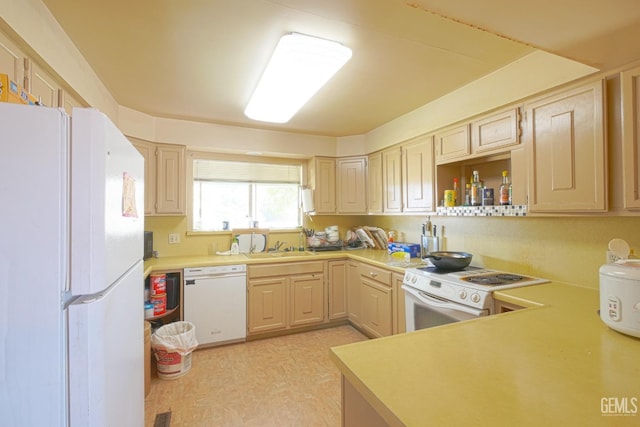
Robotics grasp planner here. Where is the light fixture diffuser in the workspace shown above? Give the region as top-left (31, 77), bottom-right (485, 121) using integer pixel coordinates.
top-left (244, 33), bottom-right (352, 123)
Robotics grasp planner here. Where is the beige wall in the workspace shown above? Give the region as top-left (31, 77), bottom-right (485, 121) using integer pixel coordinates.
top-left (144, 213), bottom-right (640, 290)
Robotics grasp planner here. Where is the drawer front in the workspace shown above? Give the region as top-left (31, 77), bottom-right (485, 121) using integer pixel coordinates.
top-left (358, 263), bottom-right (392, 286)
top-left (248, 260), bottom-right (325, 279)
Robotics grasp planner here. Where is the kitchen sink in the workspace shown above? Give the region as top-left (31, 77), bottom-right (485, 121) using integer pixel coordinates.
top-left (243, 251), bottom-right (319, 259)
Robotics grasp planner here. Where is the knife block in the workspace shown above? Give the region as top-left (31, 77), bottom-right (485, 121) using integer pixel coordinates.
top-left (421, 235), bottom-right (440, 257)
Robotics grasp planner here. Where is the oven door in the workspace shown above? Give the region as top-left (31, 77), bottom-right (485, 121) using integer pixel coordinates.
top-left (402, 285), bottom-right (489, 332)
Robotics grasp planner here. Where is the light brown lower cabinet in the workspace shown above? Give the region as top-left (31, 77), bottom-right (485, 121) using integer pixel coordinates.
top-left (247, 276), bottom-right (287, 333)
top-left (247, 259), bottom-right (401, 339)
top-left (290, 273), bottom-right (324, 327)
top-left (346, 261), bottom-right (362, 327)
top-left (392, 272), bottom-right (406, 335)
top-left (247, 261), bottom-right (326, 335)
top-left (359, 263), bottom-right (393, 338)
top-left (328, 260), bottom-right (348, 320)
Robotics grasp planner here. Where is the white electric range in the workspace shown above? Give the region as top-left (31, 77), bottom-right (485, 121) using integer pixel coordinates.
top-left (402, 266), bottom-right (549, 331)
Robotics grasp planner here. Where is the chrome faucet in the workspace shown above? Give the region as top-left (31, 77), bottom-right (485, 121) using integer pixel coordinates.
top-left (249, 232), bottom-right (256, 254)
top-left (273, 240), bottom-right (288, 252)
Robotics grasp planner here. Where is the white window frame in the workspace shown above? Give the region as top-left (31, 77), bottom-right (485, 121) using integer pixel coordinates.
top-left (186, 151), bottom-right (307, 233)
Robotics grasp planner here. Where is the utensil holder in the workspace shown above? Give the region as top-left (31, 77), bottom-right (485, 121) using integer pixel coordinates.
top-left (421, 235), bottom-right (440, 257)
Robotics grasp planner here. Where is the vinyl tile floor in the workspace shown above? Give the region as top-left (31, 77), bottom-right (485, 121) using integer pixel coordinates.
top-left (145, 325), bottom-right (368, 427)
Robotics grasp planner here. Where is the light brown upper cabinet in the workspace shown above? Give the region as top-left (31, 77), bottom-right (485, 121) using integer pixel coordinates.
top-left (0, 32), bottom-right (25, 84)
top-left (132, 139), bottom-right (186, 215)
top-left (525, 80), bottom-right (607, 212)
top-left (621, 66), bottom-right (640, 210)
top-left (310, 157), bottom-right (336, 214)
top-left (0, 34), bottom-right (61, 108)
top-left (382, 147), bottom-right (403, 213)
top-left (24, 59), bottom-right (60, 108)
top-left (402, 135), bottom-right (435, 212)
top-left (434, 124), bottom-right (470, 163)
top-left (336, 156), bottom-right (367, 214)
top-left (0, 32), bottom-right (83, 113)
top-left (367, 152), bottom-right (383, 214)
top-left (471, 107), bottom-right (520, 155)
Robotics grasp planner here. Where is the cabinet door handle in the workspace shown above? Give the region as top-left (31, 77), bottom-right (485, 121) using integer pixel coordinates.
top-left (369, 272), bottom-right (377, 277)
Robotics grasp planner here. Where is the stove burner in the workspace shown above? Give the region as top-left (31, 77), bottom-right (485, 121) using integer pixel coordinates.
top-left (465, 276), bottom-right (504, 285)
top-left (495, 274), bottom-right (525, 282)
top-left (463, 273), bottom-right (526, 286)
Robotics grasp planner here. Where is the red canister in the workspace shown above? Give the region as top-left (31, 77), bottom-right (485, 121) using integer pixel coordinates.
top-left (151, 294), bottom-right (167, 316)
top-left (150, 274), bottom-right (166, 296)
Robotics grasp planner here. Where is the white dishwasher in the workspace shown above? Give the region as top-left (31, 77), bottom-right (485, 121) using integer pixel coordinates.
top-left (184, 264), bottom-right (247, 348)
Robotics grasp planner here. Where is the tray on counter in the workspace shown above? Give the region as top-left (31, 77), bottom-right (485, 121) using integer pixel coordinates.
top-left (307, 243), bottom-right (343, 251)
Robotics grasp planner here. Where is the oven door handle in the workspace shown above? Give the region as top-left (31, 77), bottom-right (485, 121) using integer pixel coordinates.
top-left (401, 285), bottom-right (487, 317)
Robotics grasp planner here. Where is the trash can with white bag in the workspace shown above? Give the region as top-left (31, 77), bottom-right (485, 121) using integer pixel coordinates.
top-left (151, 321), bottom-right (198, 380)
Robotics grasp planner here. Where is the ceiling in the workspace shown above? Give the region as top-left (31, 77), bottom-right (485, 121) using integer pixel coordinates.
top-left (41, 0), bottom-right (640, 137)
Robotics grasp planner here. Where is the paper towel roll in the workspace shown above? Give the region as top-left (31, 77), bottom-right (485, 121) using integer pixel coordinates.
top-left (301, 188), bottom-right (314, 213)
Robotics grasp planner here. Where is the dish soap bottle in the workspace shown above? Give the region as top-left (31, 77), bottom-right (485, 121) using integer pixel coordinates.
top-left (230, 237), bottom-right (240, 255)
top-left (499, 170), bottom-right (512, 205)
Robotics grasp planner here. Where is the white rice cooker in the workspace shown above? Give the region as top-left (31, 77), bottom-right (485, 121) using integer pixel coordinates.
top-left (599, 260), bottom-right (640, 338)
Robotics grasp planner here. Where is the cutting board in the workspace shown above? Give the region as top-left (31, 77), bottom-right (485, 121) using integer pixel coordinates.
top-left (233, 228), bottom-right (269, 253)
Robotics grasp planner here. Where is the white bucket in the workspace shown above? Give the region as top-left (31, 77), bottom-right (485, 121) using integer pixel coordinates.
top-left (154, 349), bottom-right (193, 380)
top-left (151, 321), bottom-right (198, 380)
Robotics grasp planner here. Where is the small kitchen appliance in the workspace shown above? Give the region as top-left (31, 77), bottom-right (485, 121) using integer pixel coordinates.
top-left (599, 260), bottom-right (640, 338)
top-left (403, 265), bottom-right (549, 331)
top-left (144, 231), bottom-right (154, 260)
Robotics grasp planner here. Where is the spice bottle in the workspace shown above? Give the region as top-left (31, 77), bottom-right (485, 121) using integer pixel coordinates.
top-left (453, 178), bottom-right (459, 205)
top-left (470, 171), bottom-right (482, 206)
top-left (464, 183), bottom-right (471, 206)
top-left (499, 170), bottom-right (512, 205)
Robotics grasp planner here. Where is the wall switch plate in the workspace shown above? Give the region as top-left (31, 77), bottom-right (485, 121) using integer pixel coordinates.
top-left (168, 233), bottom-right (181, 244)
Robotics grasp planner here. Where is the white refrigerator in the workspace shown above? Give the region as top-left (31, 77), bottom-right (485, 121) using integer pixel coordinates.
top-left (0, 103), bottom-right (145, 426)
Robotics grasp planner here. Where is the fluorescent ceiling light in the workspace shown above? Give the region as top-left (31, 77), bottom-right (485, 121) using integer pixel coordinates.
top-left (244, 33), bottom-right (352, 123)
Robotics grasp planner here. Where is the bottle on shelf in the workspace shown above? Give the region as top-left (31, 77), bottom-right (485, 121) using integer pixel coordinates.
top-left (453, 178), bottom-right (459, 206)
top-left (500, 170), bottom-right (512, 206)
top-left (464, 183), bottom-right (471, 206)
top-left (470, 171), bottom-right (482, 206)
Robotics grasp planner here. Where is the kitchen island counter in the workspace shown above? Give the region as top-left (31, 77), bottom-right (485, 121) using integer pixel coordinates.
top-left (330, 282), bottom-right (640, 426)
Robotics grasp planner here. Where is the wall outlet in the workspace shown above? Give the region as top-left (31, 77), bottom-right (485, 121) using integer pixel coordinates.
top-left (168, 233), bottom-right (181, 244)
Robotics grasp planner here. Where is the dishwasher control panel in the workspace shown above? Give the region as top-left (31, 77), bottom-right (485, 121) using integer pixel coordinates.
top-left (184, 264), bottom-right (247, 279)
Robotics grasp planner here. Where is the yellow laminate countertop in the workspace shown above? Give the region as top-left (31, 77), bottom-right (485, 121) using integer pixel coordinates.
top-left (330, 282), bottom-right (640, 426)
top-left (142, 248), bottom-right (422, 277)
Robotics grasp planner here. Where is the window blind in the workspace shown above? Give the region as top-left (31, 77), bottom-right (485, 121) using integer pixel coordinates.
top-left (193, 160), bottom-right (301, 184)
